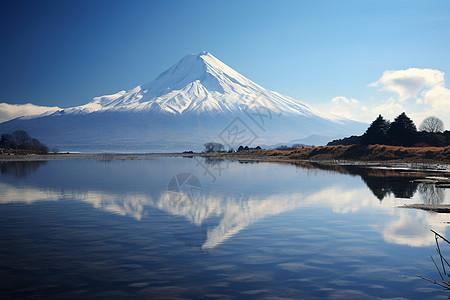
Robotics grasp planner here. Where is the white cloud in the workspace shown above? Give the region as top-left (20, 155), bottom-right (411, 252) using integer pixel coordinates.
top-left (328, 68), bottom-right (450, 127)
top-left (331, 96), bottom-right (359, 105)
top-left (329, 105), bottom-right (354, 119)
top-left (421, 85), bottom-right (450, 113)
top-left (371, 98), bottom-right (405, 121)
top-left (328, 96), bottom-right (366, 120)
top-left (369, 68), bottom-right (450, 125)
top-left (370, 68), bottom-right (445, 102)
top-left (0, 103), bottom-right (61, 123)
top-left (382, 210), bottom-right (449, 247)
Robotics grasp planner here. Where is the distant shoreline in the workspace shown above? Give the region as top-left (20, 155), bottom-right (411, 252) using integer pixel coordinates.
top-left (1, 144), bottom-right (450, 166)
top-left (0, 152), bottom-right (190, 160)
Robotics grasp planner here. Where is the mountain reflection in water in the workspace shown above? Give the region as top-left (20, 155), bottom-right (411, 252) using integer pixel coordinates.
top-left (0, 158), bottom-right (449, 249)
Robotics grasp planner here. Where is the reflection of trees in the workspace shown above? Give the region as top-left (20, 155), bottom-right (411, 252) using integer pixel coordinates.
top-left (418, 183), bottom-right (444, 204)
top-left (359, 169), bottom-right (419, 200)
top-left (203, 157), bottom-right (224, 165)
top-left (0, 161), bottom-right (47, 178)
top-left (294, 162), bottom-right (423, 201)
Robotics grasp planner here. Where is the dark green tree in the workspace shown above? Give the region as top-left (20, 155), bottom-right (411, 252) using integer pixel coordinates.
top-left (0, 133), bottom-right (16, 149)
top-left (0, 131), bottom-right (48, 153)
top-left (387, 112), bottom-right (417, 146)
top-left (361, 114), bottom-right (391, 145)
top-left (31, 138), bottom-right (49, 153)
top-left (204, 142), bottom-right (225, 153)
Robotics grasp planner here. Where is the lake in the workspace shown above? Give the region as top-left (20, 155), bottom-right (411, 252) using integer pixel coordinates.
top-left (1, 157), bottom-right (449, 299)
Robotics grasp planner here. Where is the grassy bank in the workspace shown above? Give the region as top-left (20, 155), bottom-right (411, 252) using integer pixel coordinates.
top-left (207, 144), bottom-right (450, 163)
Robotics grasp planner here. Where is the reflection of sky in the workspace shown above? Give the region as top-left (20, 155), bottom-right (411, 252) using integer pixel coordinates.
top-left (3, 158), bottom-right (450, 299)
top-left (1, 158), bottom-right (449, 249)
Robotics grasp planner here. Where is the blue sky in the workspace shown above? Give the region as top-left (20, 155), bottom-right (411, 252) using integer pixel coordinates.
top-left (1, 0), bottom-right (450, 127)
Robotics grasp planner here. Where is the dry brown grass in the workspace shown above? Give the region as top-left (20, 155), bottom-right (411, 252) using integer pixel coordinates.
top-left (233, 144), bottom-right (450, 162)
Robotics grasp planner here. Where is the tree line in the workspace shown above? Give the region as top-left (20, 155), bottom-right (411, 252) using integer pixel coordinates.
top-left (329, 113), bottom-right (450, 147)
top-left (203, 142), bottom-right (263, 153)
top-left (0, 130), bottom-right (49, 153)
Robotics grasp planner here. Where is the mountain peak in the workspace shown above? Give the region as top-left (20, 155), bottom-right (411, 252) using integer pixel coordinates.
top-left (138, 51), bottom-right (231, 98)
top-left (198, 50), bottom-right (210, 56)
top-left (55, 52), bottom-right (338, 119)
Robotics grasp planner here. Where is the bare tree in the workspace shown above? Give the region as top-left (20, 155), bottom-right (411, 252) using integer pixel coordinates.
top-left (204, 142), bottom-right (225, 153)
top-left (419, 116), bottom-right (444, 133)
top-left (12, 130), bottom-right (31, 148)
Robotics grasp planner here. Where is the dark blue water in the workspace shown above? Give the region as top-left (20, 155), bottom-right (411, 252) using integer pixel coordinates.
top-left (0, 158), bottom-right (449, 299)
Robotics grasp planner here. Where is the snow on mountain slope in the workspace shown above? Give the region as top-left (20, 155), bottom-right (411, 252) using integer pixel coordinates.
top-left (0, 51), bottom-right (366, 151)
top-left (54, 52), bottom-right (338, 120)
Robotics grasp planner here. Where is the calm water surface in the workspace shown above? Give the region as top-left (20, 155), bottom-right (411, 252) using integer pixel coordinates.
top-left (1, 157), bottom-right (450, 299)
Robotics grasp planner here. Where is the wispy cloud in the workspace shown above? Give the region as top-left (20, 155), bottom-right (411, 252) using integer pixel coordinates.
top-left (327, 96), bottom-right (367, 120)
top-left (0, 103), bottom-right (61, 123)
top-left (331, 96), bottom-right (359, 105)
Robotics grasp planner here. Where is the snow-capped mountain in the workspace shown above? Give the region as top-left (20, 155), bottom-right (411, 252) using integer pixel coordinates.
top-left (0, 51), bottom-right (365, 151)
top-left (63, 52), bottom-right (332, 117)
